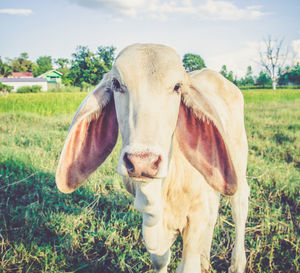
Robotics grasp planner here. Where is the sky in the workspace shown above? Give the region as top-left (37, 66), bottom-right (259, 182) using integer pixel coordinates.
top-left (0, 0), bottom-right (300, 78)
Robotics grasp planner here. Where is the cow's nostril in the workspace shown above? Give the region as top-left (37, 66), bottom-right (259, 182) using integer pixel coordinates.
top-left (152, 155), bottom-right (162, 170)
top-left (123, 152), bottom-right (162, 178)
top-left (124, 152), bottom-right (134, 174)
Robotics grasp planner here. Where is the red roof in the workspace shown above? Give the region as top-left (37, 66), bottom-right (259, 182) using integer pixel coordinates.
top-left (10, 72), bottom-right (33, 78)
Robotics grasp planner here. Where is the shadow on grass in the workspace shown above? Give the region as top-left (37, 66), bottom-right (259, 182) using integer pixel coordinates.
top-left (2, 157), bottom-right (285, 273)
top-left (0, 157), bottom-right (147, 273)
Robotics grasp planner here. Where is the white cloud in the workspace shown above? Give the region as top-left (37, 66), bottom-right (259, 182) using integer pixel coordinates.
top-left (70, 0), bottom-right (148, 17)
top-left (197, 1), bottom-right (266, 21)
top-left (69, 0), bottom-right (268, 21)
top-left (0, 9), bottom-right (33, 16)
top-left (206, 41), bottom-right (261, 78)
top-left (292, 39), bottom-right (300, 63)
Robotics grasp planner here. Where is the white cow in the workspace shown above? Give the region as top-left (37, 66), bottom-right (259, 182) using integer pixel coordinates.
top-left (56, 44), bottom-right (249, 273)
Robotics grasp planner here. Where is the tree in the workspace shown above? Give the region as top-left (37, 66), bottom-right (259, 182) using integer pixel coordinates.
top-left (278, 63), bottom-right (300, 85)
top-left (97, 46), bottom-right (115, 70)
top-left (220, 65), bottom-right (228, 78)
top-left (288, 63), bottom-right (300, 84)
top-left (55, 58), bottom-right (71, 85)
top-left (0, 57), bottom-right (12, 77)
top-left (68, 45), bottom-right (116, 87)
top-left (33, 56), bottom-right (53, 76)
top-left (220, 65), bottom-right (234, 82)
top-left (238, 66), bottom-right (255, 87)
top-left (244, 66), bottom-right (255, 85)
top-left (256, 71), bottom-right (271, 87)
top-left (182, 53), bottom-right (206, 72)
top-left (10, 52), bottom-right (35, 72)
top-left (259, 36), bottom-right (289, 90)
top-left (227, 71), bottom-right (234, 83)
top-left (55, 58), bottom-right (69, 70)
top-left (278, 66), bottom-right (290, 85)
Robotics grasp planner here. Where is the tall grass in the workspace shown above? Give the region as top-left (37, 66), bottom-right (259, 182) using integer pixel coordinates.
top-left (1, 89), bottom-right (299, 116)
top-left (0, 90), bottom-right (299, 272)
top-left (242, 89), bottom-right (300, 103)
top-left (0, 92), bottom-right (87, 116)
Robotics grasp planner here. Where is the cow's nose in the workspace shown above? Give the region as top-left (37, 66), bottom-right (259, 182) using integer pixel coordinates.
top-left (123, 152), bottom-right (162, 178)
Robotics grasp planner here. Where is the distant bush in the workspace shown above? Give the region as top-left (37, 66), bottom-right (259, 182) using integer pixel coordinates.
top-left (0, 82), bottom-right (13, 93)
top-left (239, 84), bottom-right (300, 90)
top-left (80, 81), bottom-right (93, 92)
top-left (17, 85), bottom-right (42, 93)
top-left (276, 84), bottom-right (300, 89)
top-left (49, 85), bottom-right (89, 93)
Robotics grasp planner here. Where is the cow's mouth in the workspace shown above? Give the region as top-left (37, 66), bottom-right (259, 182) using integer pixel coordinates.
top-left (117, 170), bottom-right (164, 182)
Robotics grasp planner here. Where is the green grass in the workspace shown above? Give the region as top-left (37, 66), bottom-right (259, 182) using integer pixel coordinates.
top-left (0, 90), bottom-right (299, 272)
top-left (1, 89), bottom-right (299, 117)
top-left (0, 92), bottom-right (88, 116)
top-left (242, 89), bottom-right (300, 103)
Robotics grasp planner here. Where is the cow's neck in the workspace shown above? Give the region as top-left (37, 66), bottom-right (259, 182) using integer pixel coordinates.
top-left (133, 139), bottom-right (184, 255)
top-left (134, 180), bottom-right (164, 254)
top-left (134, 180), bottom-right (162, 222)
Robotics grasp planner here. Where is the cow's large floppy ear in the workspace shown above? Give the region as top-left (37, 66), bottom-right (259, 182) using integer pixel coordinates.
top-left (175, 78), bottom-right (237, 195)
top-left (56, 74), bottom-right (118, 193)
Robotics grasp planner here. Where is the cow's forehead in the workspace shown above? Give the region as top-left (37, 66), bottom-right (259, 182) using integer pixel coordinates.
top-left (114, 44), bottom-right (185, 88)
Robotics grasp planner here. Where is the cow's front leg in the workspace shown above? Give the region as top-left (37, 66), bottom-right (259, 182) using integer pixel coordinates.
top-left (135, 182), bottom-right (174, 272)
top-left (142, 212), bottom-right (176, 273)
top-left (150, 249), bottom-right (171, 273)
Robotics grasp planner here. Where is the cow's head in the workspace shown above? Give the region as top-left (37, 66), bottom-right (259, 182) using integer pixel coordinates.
top-left (56, 44), bottom-right (237, 199)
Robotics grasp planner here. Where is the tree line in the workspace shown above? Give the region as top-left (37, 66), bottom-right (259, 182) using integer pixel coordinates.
top-left (1, 41), bottom-right (299, 90)
top-left (0, 46), bottom-right (116, 89)
top-left (183, 53), bottom-right (300, 89)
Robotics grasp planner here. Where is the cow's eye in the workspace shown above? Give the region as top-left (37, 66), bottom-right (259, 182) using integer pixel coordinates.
top-left (173, 83), bottom-right (182, 93)
top-left (112, 79), bottom-right (123, 92)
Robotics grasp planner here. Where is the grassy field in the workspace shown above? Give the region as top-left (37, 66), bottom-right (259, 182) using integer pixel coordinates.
top-left (0, 89), bottom-right (299, 272)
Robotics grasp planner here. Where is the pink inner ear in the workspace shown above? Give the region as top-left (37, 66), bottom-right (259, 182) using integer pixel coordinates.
top-left (56, 98), bottom-right (118, 193)
top-left (176, 102), bottom-right (237, 195)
